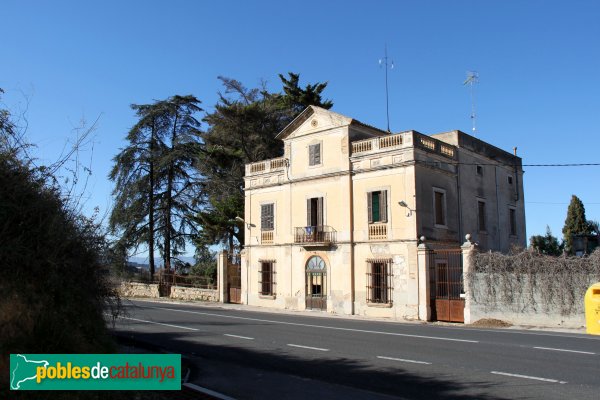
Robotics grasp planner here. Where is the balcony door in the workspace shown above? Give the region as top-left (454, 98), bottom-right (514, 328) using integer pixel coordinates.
top-left (307, 197), bottom-right (323, 228)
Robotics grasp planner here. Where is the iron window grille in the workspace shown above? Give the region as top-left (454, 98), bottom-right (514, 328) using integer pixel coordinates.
top-left (366, 259), bottom-right (393, 304)
top-left (259, 260), bottom-right (276, 296)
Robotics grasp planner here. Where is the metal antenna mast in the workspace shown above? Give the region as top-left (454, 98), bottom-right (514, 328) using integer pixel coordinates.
top-left (463, 71), bottom-right (479, 134)
top-left (379, 45), bottom-right (394, 132)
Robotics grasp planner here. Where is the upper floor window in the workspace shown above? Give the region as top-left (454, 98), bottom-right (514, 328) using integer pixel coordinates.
top-left (309, 143), bottom-right (321, 166)
top-left (433, 188), bottom-right (447, 227)
top-left (261, 203), bottom-right (274, 231)
top-left (478, 200), bottom-right (486, 232)
top-left (367, 190), bottom-right (388, 223)
top-left (476, 165), bottom-right (483, 176)
top-left (509, 207), bottom-right (517, 236)
top-left (507, 175), bottom-right (513, 185)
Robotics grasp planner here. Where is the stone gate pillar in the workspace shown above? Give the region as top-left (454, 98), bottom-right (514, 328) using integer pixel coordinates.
top-left (218, 250), bottom-right (228, 303)
top-left (417, 239), bottom-right (433, 321)
top-left (461, 235), bottom-right (476, 324)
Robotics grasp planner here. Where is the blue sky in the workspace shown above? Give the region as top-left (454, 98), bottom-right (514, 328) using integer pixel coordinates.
top-left (2, 0), bottom-right (599, 253)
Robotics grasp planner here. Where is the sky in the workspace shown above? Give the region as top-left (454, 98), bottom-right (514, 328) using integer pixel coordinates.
top-left (2, 0), bottom-right (599, 254)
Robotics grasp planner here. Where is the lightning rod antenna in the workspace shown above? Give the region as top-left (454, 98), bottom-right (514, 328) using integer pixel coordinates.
top-left (379, 45), bottom-right (394, 133)
top-left (463, 71), bottom-right (479, 134)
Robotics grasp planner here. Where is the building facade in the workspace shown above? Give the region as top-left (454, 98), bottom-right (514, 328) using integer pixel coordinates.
top-left (241, 106), bottom-right (525, 320)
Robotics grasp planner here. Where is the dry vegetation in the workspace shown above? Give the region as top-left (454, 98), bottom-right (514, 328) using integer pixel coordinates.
top-left (466, 249), bottom-right (600, 316)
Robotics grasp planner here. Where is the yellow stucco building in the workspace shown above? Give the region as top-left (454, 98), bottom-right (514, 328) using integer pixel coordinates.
top-left (241, 106), bottom-right (525, 321)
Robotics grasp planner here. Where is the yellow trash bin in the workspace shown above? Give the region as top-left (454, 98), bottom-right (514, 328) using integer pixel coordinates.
top-left (584, 282), bottom-right (600, 335)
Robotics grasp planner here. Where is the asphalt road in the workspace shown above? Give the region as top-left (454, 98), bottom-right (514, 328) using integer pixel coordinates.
top-left (110, 300), bottom-right (600, 400)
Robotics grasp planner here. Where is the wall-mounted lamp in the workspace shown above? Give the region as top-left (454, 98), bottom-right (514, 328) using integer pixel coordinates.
top-left (234, 216), bottom-right (255, 230)
top-left (398, 201), bottom-right (415, 217)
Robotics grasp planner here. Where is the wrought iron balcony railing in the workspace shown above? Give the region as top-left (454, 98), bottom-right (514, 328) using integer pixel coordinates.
top-left (294, 226), bottom-right (336, 245)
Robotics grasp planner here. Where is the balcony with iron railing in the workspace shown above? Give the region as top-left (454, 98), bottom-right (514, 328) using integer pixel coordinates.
top-left (294, 226), bottom-right (336, 246)
top-left (246, 157), bottom-right (287, 176)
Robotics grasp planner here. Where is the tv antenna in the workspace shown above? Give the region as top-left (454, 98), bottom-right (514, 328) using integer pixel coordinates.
top-left (379, 45), bottom-right (394, 133)
top-left (463, 71), bottom-right (479, 134)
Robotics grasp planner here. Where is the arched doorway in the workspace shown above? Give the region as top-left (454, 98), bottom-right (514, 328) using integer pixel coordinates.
top-left (306, 256), bottom-right (327, 310)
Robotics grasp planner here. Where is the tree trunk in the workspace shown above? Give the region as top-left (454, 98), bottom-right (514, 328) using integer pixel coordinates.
top-left (164, 110), bottom-right (179, 272)
top-left (148, 120), bottom-right (156, 280)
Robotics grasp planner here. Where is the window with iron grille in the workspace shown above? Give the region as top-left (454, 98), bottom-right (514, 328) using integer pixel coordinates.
top-left (309, 143), bottom-right (321, 166)
top-left (366, 259), bottom-right (393, 304)
top-left (259, 260), bottom-right (275, 296)
top-left (367, 190), bottom-right (388, 223)
top-left (261, 203), bottom-right (274, 231)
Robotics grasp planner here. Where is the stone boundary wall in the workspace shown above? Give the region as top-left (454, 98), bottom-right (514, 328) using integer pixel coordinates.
top-left (467, 275), bottom-right (586, 328)
top-left (170, 286), bottom-right (219, 302)
top-left (120, 282), bottom-right (159, 298)
top-left (119, 282), bottom-right (218, 302)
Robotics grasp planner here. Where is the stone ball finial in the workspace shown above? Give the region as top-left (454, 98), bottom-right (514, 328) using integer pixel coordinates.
top-left (465, 234), bottom-right (472, 242)
top-left (420, 236), bottom-right (426, 242)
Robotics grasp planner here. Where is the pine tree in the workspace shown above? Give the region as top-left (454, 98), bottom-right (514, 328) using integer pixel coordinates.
top-left (562, 195), bottom-right (591, 254)
top-left (530, 226), bottom-right (563, 256)
top-left (194, 74), bottom-right (333, 253)
top-left (110, 95), bottom-right (203, 276)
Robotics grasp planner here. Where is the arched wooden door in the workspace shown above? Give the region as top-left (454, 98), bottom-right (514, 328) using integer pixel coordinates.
top-left (305, 256), bottom-right (327, 310)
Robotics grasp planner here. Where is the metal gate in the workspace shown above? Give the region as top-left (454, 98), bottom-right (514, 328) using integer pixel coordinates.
top-left (305, 256), bottom-right (327, 310)
top-left (228, 262), bottom-right (241, 304)
top-left (429, 249), bottom-right (464, 323)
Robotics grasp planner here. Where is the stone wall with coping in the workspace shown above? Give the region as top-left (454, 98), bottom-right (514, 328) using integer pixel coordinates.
top-left (170, 286), bottom-right (219, 302)
top-left (120, 282), bottom-right (159, 298)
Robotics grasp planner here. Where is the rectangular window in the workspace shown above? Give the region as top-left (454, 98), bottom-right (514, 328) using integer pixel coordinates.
top-left (309, 143), bottom-right (321, 166)
top-left (476, 165), bottom-right (483, 176)
top-left (367, 190), bottom-right (388, 223)
top-left (509, 208), bottom-right (517, 236)
top-left (261, 203), bottom-right (274, 231)
top-left (366, 259), bottom-right (393, 304)
top-left (478, 200), bottom-right (486, 232)
top-left (259, 261), bottom-right (275, 296)
top-left (508, 176), bottom-right (513, 185)
top-left (434, 189), bottom-right (446, 226)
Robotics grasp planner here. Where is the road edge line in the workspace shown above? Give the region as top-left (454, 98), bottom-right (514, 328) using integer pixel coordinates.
top-left (183, 382), bottom-right (237, 400)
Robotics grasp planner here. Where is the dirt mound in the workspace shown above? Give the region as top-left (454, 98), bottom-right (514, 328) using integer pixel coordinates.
top-left (470, 318), bottom-right (513, 328)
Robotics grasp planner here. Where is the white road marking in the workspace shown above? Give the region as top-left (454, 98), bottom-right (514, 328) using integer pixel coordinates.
top-left (148, 306), bottom-right (479, 343)
top-left (287, 344), bottom-right (330, 352)
top-left (377, 356), bottom-right (431, 365)
top-left (533, 346), bottom-right (595, 355)
top-left (224, 334), bottom-right (254, 340)
top-left (116, 315), bottom-right (200, 331)
top-left (491, 371), bottom-right (567, 384)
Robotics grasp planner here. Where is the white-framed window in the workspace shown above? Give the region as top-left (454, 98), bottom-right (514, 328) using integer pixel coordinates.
top-left (308, 143), bottom-right (322, 166)
top-left (433, 188), bottom-right (447, 227)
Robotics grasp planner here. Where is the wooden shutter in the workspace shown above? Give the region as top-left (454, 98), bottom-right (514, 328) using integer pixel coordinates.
top-left (317, 197), bottom-right (323, 227)
top-left (261, 204), bottom-right (273, 230)
top-left (307, 198), bottom-right (312, 226)
top-left (314, 143), bottom-right (321, 165)
top-left (380, 190), bottom-right (388, 223)
top-left (367, 192), bottom-right (373, 224)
